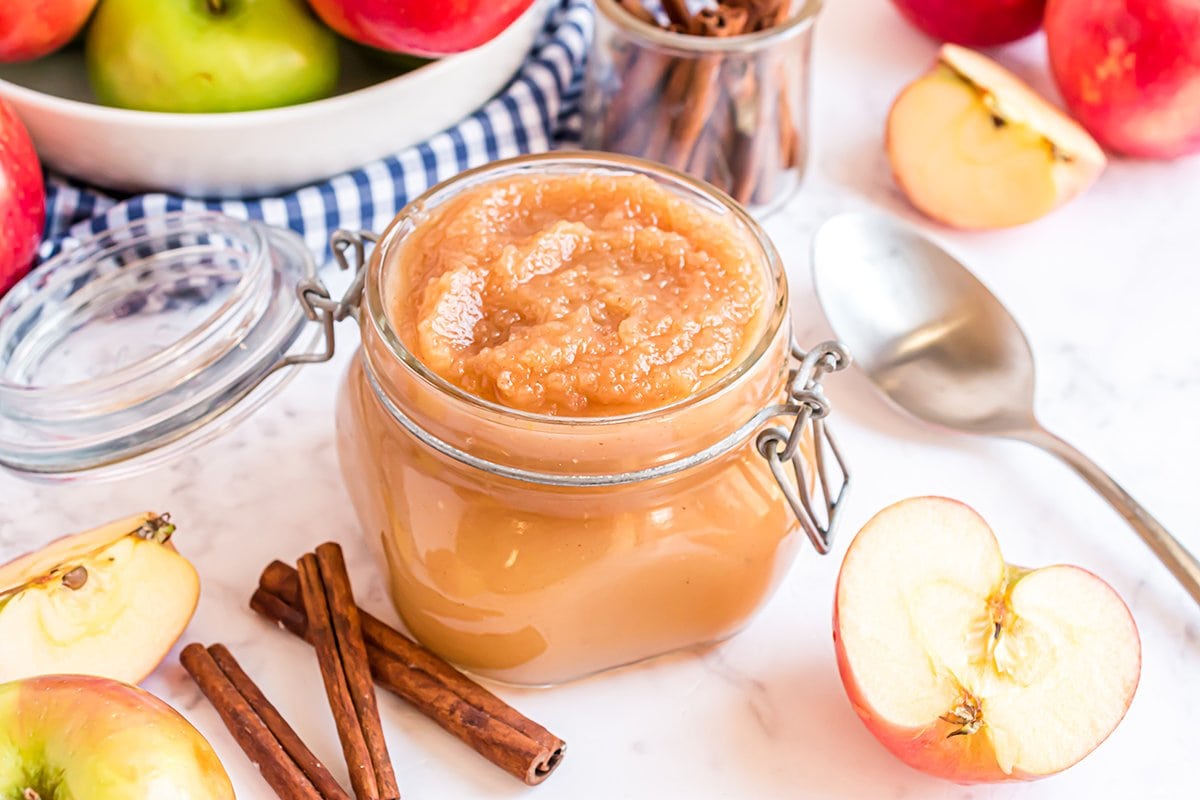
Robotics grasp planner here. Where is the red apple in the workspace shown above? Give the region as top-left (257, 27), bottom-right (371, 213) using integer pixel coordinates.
top-left (0, 99), bottom-right (44, 296)
top-left (1046, 0), bottom-right (1200, 159)
top-left (0, 0), bottom-right (100, 62)
top-left (834, 497), bottom-right (1140, 783)
top-left (306, 0), bottom-right (536, 56)
top-left (889, 0), bottom-right (1046, 47)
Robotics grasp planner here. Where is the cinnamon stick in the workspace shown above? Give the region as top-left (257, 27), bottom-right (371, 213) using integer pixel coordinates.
top-left (605, 47), bottom-right (675, 153)
top-left (299, 548), bottom-right (400, 800)
top-left (662, 5), bottom-right (749, 170)
top-left (616, 0), bottom-right (657, 26)
top-left (181, 643), bottom-right (350, 800)
top-left (660, 0), bottom-right (693, 30)
top-left (252, 560), bottom-right (566, 786)
top-left (642, 57), bottom-right (698, 161)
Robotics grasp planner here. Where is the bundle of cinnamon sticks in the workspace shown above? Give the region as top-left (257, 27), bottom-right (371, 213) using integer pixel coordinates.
top-left (591, 0), bottom-right (807, 208)
top-left (182, 543), bottom-right (565, 800)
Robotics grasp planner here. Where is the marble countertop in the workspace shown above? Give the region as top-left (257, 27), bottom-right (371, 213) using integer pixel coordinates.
top-left (3, 1), bottom-right (1199, 797)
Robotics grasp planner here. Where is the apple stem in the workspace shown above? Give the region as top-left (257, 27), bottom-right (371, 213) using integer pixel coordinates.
top-left (24, 788), bottom-right (42, 800)
top-left (206, 0), bottom-right (226, 14)
top-left (135, 514), bottom-right (176, 545)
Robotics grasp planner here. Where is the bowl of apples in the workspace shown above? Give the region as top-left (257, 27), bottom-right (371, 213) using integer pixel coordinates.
top-left (0, 0), bottom-right (549, 197)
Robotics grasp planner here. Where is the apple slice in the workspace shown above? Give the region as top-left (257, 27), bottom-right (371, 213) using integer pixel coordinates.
top-left (887, 44), bottom-right (1106, 229)
top-left (0, 513), bottom-right (200, 684)
top-left (834, 497), bottom-right (1140, 783)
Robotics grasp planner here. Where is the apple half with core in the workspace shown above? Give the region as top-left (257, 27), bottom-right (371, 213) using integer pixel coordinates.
top-left (0, 674), bottom-right (234, 799)
top-left (834, 497), bottom-right (1140, 783)
top-left (887, 44), bottom-right (1107, 229)
top-left (0, 513), bottom-right (199, 684)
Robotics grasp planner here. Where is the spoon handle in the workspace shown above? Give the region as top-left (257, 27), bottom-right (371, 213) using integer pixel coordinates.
top-left (1021, 426), bottom-right (1200, 607)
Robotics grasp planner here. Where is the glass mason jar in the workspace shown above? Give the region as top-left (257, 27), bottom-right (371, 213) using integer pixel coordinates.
top-left (583, 0), bottom-right (821, 215)
top-left (334, 153), bottom-right (847, 685)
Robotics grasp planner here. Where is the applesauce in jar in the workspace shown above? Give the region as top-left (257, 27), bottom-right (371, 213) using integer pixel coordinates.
top-left (337, 154), bottom-right (821, 685)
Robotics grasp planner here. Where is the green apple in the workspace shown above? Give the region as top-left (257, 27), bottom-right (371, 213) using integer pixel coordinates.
top-left (0, 675), bottom-right (235, 799)
top-left (85, 0), bottom-right (339, 113)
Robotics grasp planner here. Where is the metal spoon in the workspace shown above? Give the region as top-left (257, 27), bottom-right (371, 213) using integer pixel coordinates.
top-left (811, 211), bottom-right (1200, 606)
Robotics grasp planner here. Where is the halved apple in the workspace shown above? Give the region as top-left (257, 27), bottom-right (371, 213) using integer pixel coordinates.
top-left (834, 497), bottom-right (1140, 783)
top-left (0, 512), bottom-right (200, 684)
top-left (887, 44), bottom-right (1106, 229)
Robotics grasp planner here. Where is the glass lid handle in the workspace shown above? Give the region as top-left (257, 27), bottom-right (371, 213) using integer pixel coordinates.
top-left (265, 230), bottom-right (378, 378)
top-left (756, 341), bottom-right (852, 555)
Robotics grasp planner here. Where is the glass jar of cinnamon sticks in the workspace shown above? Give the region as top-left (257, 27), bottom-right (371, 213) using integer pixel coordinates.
top-left (583, 0), bottom-right (820, 214)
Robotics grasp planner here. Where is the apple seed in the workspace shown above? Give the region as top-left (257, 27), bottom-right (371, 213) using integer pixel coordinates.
top-left (61, 566), bottom-right (88, 591)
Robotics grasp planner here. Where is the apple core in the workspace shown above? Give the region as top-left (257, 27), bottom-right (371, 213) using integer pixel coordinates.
top-left (834, 497), bottom-right (1141, 783)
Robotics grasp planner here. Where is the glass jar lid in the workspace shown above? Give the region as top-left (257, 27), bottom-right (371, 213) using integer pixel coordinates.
top-left (0, 212), bottom-right (320, 479)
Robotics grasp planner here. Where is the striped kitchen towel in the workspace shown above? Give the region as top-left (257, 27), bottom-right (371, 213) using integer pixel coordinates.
top-left (38, 0), bottom-right (593, 263)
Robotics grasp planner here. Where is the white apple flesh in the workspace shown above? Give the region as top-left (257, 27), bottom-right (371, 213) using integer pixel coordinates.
top-left (0, 513), bottom-right (200, 684)
top-left (834, 497), bottom-right (1140, 783)
top-left (887, 44), bottom-right (1106, 229)
top-left (0, 674), bottom-right (234, 799)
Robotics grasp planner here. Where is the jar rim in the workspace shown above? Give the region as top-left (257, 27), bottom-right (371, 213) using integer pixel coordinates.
top-left (593, 0), bottom-right (822, 53)
top-left (360, 151), bottom-right (790, 428)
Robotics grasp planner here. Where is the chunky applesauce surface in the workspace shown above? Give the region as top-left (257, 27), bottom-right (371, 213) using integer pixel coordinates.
top-left (386, 172), bottom-right (768, 415)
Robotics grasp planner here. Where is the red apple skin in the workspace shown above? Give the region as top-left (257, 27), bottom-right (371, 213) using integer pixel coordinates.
top-left (306, 0), bottom-right (536, 56)
top-left (0, 0), bottom-right (100, 62)
top-left (1046, 0), bottom-right (1200, 158)
top-left (889, 0), bottom-right (1046, 47)
top-left (0, 99), bottom-right (45, 297)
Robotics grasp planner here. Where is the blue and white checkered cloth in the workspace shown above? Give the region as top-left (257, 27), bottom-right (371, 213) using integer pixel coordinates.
top-left (39, 0), bottom-right (593, 263)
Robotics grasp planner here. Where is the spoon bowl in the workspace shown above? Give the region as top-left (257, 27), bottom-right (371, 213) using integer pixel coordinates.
top-left (812, 213), bottom-right (1036, 436)
top-left (812, 211), bottom-right (1200, 608)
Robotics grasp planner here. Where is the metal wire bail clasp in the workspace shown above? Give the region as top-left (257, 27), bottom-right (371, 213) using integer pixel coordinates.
top-left (755, 341), bottom-right (852, 555)
top-left (269, 229), bottom-right (378, 375)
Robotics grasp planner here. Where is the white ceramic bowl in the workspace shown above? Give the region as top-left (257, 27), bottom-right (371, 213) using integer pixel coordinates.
top-left (0, 1), bottom-right (548, 197)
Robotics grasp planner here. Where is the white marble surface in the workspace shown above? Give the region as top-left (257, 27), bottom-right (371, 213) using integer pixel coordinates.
top-left (3, 1), bottom-right (1200, 797)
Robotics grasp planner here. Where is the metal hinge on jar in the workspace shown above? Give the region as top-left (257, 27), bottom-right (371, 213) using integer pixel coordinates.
top-left (756, 341), bottom-right (852, 555)
top-left (268, 230), bottom-right (377, 375)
